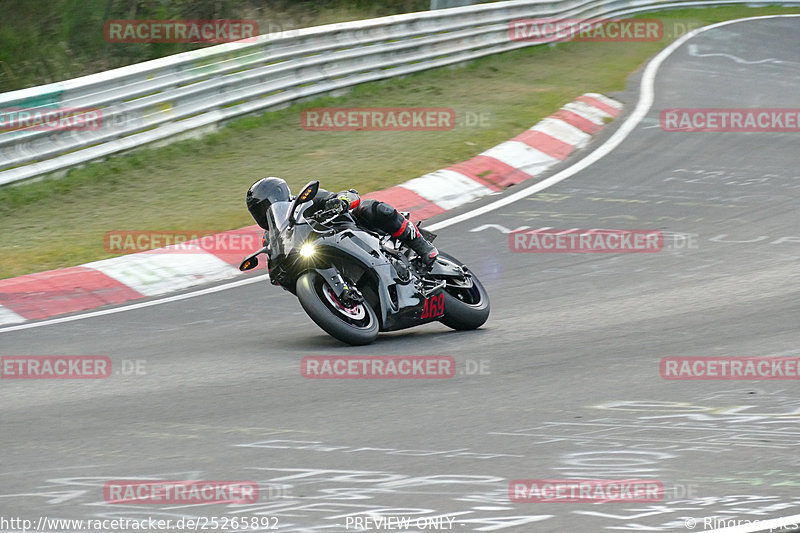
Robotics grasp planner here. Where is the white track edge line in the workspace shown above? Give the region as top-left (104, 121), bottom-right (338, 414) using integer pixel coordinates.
top-left (0, 274), bottom-right (269, 333)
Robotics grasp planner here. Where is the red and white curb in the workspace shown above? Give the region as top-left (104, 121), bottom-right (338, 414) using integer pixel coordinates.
top-left (0, 93), bottom-right (621, 325)
top-left (364, 93), bottom-right (620, 215)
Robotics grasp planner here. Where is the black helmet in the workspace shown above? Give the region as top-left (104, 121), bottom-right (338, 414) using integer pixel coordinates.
top-left (247, 177), bottom-right (291, 229)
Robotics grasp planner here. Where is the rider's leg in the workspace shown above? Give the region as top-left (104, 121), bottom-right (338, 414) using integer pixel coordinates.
top-left (352, 200), bottom-right (438, 264)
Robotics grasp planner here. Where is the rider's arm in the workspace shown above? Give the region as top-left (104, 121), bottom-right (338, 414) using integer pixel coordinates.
top-left (308, 188), bottom-right (360, 214)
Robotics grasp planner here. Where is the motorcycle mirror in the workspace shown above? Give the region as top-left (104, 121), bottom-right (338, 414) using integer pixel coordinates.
top-left (297, 180), bottom-right (319, 203)
top-left (239, 256), bottom-right (259, 271)
top-left (239, 246), bottom-right (268, 271)
top-left (289, 180), bottom-right (320, 227)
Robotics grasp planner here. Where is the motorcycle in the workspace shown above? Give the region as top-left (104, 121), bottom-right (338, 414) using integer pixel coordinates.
top-left (239, 181), bottom-right (490, 345)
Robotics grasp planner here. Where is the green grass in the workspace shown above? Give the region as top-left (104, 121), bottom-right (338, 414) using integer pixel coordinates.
top-left (1, 5), bottom-right (797, 279)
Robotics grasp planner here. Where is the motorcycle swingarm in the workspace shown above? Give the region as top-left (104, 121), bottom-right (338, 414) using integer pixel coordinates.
top-left (427, 259), bottom-right (465, 278)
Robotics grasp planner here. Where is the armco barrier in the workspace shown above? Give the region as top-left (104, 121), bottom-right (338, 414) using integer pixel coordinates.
top-left (1, 0), bottom-right (798, 187)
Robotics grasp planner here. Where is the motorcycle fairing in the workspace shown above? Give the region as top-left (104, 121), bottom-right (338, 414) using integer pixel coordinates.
top-left (310, 229), bottom-right (444, 332)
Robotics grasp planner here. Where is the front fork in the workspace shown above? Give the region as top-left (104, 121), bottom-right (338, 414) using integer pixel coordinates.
top-left (314, 266), bottom-right (363, 306)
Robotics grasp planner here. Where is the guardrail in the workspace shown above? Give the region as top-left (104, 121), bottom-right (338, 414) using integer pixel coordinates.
top-left (1, 0), bottom-right (798, 186)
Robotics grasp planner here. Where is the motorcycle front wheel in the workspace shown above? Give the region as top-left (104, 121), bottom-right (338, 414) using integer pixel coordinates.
top-left (296, 271), bottom-right (379, 346)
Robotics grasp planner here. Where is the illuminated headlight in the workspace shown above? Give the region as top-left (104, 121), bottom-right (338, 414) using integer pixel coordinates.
top-left (299, 243), bottom-right (316, 257)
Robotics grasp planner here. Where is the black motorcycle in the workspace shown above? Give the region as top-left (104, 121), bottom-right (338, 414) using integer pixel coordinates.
top-left (239, 181), bottom-right (490, 345)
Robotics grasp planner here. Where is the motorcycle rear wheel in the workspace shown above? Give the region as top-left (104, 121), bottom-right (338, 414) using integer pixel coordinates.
top-left (296, 271), bottom-right (379, 346)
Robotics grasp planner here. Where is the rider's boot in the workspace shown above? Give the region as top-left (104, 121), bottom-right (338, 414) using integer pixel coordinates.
top-left (394, 220), bottom-right (438, 267)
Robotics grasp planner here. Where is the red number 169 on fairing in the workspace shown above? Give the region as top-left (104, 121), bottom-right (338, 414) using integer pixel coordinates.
top-left (421, 293), bottom-right (445, 319)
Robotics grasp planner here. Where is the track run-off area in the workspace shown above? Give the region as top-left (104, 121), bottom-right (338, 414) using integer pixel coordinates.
top-left (2, 15), bottom-right (800, 533)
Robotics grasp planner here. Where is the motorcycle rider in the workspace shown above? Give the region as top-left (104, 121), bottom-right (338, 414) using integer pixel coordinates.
top-left (246, 177), bottom-right (439, 265)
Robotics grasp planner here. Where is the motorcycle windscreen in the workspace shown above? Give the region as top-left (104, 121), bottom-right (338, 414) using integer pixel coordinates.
top-left (268, 201), bottom-right (292, 230)
top-left (266, 201), bottom-right (292, 256)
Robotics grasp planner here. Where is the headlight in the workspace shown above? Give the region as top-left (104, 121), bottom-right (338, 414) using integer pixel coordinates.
top-left (299, 243), bottom-right (316, 257)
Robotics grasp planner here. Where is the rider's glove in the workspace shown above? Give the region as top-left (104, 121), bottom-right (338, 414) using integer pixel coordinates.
top-left (325, 197), bottom-right (350, 213)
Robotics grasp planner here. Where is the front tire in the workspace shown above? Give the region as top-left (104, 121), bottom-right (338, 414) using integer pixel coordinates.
top-left (437, 253), bottom-right (490, 331)
top-left (296, 271), bottom-right (379, 346)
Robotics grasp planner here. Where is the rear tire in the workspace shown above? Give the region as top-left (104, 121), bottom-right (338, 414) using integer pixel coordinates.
top-left (437, 253), bottom-right (490, 331)
top-left (296, 271), bottom-right (379, 346)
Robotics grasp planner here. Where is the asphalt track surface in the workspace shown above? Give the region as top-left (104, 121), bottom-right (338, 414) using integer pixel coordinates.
top-left (2, 16), bottom-right (800, 533)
